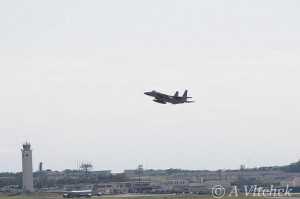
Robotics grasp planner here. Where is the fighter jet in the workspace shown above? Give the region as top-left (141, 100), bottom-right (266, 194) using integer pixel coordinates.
top-left (144, 90), bottom-right (195, 104)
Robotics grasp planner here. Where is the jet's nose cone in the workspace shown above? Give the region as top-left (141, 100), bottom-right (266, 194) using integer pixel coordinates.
top-left (144, 92), bottom-right (150, 96)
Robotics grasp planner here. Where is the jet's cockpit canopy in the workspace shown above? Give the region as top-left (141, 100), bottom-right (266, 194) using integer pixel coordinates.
top-left (152, 90), bottom-right (156, 92)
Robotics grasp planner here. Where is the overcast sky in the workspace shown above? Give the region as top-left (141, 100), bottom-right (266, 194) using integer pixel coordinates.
top-left (0, 0), bottom-right (299, 173)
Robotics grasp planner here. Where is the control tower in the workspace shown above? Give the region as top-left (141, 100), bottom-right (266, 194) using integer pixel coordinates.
top-left (21, 142), bottom-right (34, 192)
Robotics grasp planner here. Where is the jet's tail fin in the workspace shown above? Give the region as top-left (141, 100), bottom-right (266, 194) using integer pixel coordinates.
top-left (174, 91), bottom-right (179, 97)
top-left (183, 90), bottom-right (188, 98)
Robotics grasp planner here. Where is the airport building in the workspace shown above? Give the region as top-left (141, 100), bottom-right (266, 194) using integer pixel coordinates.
top-left (151, 180), bottom-right (189, 192)
top-left (21, 142), bottom-right (34, 193)
top-left (280, 177), bottom-right (300, 187)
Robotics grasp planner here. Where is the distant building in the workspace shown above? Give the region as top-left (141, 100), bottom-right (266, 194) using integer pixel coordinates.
top-left (280, 177), bottom-right (300, 187)
top-left (97, 182), bottom-right (130, 194)
top-left (151, 180), bottom-right (189, 192)
top-left (21, 142), bottom-right (34, 192)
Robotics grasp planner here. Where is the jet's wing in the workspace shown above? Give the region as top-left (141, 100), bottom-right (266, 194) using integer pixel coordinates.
top-left (155, 93), bottom-right (172, 100)
top-left (153, 99), bottom-right (167, 104)
top-left (159, 93), bottom-right (169, 98)
top-left (154, 93), bottom-right (169, 104)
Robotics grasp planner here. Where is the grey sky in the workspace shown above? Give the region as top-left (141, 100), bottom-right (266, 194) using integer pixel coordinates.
top-left (0, 0), bottom-right (299, 173)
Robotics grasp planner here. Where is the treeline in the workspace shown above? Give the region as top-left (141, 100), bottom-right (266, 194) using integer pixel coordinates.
top-left (282, 160), bottom-right (300, 172)
top-left (35, 173), bottom-right (127, 188)
top-left (0, 172), bottom-right (127, 188)
top-left (151, 161), bottom-right (300, 173)
top-left (243, 160), bottom-right (300, 172)
top-left (0, 172), bottom-right (22, 187)
top-left (1, 160), bottom-right (300, 188)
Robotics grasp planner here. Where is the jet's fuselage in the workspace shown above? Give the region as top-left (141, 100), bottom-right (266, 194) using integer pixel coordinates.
top-left (144, 90), bottom-right (194, 104)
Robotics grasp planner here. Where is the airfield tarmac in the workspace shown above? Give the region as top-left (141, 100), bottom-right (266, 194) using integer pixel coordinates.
top-left (1, 192), bottom-right (300, 199)
top-left (0, 193), bottom-right (201, 199)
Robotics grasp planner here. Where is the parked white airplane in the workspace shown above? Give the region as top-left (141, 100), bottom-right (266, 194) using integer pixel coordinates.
top-left (63, 185), bottom-right (102, 198)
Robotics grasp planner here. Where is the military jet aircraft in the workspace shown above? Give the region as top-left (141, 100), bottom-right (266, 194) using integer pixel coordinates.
top-left (144, 90), bottom-right (195, 104)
